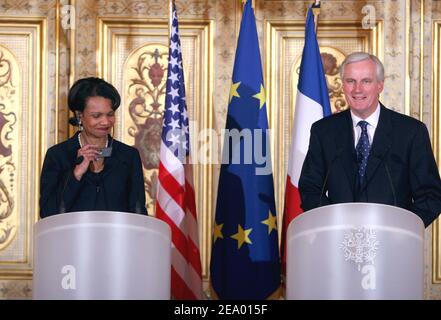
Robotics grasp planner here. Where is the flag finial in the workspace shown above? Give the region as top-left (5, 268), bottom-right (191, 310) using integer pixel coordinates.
top-left (312, 1), bottom-right (321, 33)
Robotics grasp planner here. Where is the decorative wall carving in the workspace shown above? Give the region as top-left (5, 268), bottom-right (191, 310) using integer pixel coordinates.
top-left (125, 44), bottom-right (168, 211)
top-left (0, 46), bottom-right (18, 251)
top-left (0, 17), bottom-right (46, 299)
top-left (291, 48), bottom-right (348, 113)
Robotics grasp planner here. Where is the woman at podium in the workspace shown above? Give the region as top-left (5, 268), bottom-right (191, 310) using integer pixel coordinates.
top-left (39, 77), bottom-right (148, 218)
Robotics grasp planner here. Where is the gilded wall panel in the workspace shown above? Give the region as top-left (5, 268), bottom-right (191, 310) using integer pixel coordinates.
top-left (431, 20), bottom-right (441, 288)
top-left (0, 45), bottom-right (19, 252)
top-left (0, 18), bottom-right (46, 299)
top-left (383, 0), bottom-right (408, 114)
top-left (0, 1), bottom-right (62, 147)
top-left (408, 1), bottom-right (418, 121)
top-left (265, 19), bottom-right (383, 234)
top-left (75, 0), bottom-right (237, 128)
top-left (97, 18), bottom-right (214, 279)
top-left (424, 0), bottom-right (436, 132)
top-left (54, 0), bottom-right (73, 143)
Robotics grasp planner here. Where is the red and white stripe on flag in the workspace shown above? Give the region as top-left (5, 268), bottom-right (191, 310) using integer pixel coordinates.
top-left (156, 145), bottom-right (203, 299)
top-left (282, 92), bottom-right (324, 274)
top-left (156, 1), bottom-right (203, 300)
top-left (281, 6), bottom-right (331, 276)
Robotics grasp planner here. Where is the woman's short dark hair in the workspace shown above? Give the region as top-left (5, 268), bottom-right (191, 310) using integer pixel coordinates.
top-left (67, 77), bottom-right (121, 113)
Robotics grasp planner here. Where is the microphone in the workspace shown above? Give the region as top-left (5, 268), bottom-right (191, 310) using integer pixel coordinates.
top-left (319, 148), bottom-right (343, 207)
top-left (384, 159), bottom-right (397, 207)
top-left (132, 147), bottom-right (148, 215)
top-left (135, 199), bottom-right (142, 214)
top-left (371, 152), bottom-right (397, 207)
top-left (134, 170), bottom-right (146, 215)
top-left (59, 170), bottom-right (72, 214)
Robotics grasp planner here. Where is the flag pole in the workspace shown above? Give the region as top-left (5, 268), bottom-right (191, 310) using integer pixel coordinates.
top-left (169, 0), bottom-right (173, 45)
top-left (312, 0), bottom-right (321, 33)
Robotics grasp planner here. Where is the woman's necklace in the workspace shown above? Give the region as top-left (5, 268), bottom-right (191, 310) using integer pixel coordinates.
top-left (78, 133), bottom-right (108, 173)
top-left (78, 133), bottom-right (108, 149)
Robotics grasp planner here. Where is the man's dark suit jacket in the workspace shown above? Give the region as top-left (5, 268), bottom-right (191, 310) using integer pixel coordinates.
top-left (40, 132), bottom-right (148, 218)
top-left (299, 104), bottom-right (441, 227)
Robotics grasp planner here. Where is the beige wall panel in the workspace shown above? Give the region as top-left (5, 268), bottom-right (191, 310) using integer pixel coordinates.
top-left (431, 19), bottom-right (441, 288)
top-left (0, 18), bottom-right (46, 299)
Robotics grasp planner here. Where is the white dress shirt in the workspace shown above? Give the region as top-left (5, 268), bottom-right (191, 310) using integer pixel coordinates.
top-left (351, 103), bottom-right (381, 148)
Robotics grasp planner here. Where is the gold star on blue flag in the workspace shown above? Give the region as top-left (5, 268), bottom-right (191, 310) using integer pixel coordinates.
top-left (210, 0), bottom-right (281, 299)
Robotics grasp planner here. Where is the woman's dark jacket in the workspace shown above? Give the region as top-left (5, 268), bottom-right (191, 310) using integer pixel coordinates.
top-left (40, 132), bottom-right (148, 218)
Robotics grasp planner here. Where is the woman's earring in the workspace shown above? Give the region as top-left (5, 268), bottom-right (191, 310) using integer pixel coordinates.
top-left (77, 114), bottom-right (83, 132)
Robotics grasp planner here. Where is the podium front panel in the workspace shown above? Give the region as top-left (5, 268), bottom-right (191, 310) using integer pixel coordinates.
top-left (286, 203), bottom-right (424, 300)
top-left (33, 211), bottom-right (171, 300)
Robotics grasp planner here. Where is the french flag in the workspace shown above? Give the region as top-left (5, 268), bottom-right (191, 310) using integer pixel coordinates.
top-left (281, 6), bottom-right (332, 274)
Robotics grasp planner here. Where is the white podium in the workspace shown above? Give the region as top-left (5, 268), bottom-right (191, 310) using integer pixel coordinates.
top-left (33, 211), bottom-right (171, 300)
top-left (286, 203), bottom-right (424, 300)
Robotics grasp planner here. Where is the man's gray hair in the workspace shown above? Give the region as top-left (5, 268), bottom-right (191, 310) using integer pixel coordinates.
top-left (339, 52), bottom-right (385, 81)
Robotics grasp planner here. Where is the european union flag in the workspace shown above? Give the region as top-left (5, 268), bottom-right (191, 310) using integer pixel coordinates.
top-left (210, 0), bottom-right (281, 299)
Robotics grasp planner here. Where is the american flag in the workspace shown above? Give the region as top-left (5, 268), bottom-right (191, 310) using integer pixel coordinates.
top-left (155, 1), bottom-right (203, 300)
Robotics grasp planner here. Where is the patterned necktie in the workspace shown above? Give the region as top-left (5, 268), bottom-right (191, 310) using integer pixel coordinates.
top-left (356, 120), bottom-right (370, 187)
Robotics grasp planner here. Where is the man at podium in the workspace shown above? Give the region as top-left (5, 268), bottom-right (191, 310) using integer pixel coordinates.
top-left (299, 52), bottom-right (441, 227)
top-left (39, 77), bottom-right (148, 218)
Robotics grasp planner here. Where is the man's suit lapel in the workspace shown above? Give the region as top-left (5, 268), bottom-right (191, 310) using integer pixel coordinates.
top-left (359, 105), bottom-right (392, 193)
top-left (335, 110), bottom-right (357, 198)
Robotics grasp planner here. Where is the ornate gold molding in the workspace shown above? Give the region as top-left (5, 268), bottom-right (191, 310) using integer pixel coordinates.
top-left (432, 20), bottom-right (441, 284)
top-left (97, 17), bottom-right (214, 279)
top-left (405, 0), bottom-right (411, 116)
top-left (0, 17), bottom-right (47, 282)
top-left (55, 0), bottom-right (76, 143)
top-left (0, 44), bottom-right (19, 252)
top-left (419, 0), bottom-right (424, 120)
top-left (55, 1), bottom-right (60, 142)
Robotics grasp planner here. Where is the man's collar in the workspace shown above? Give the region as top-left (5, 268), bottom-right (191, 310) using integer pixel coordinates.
top-left (350, 103), bottom-right (381, 128)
